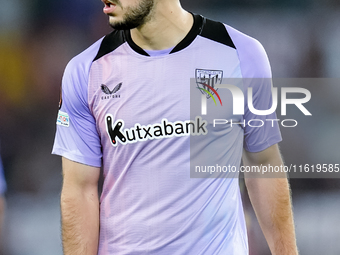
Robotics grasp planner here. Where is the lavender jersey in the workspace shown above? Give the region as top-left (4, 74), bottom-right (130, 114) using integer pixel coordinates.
top-left (53, 14), bottom-right (281, 255)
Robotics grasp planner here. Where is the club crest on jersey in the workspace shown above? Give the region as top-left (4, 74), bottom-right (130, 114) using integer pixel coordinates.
top-left (196, 69), bottom-right (223, 99)
top-left (101, 82), bottom-right (122, 100)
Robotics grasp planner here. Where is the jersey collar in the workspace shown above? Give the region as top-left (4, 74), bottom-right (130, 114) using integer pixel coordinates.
top-left (123, 13), bottom-right (204, 57)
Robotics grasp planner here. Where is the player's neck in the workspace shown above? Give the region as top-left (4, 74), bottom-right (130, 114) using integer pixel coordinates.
top-left (130, 2), bottom-right (193, 51)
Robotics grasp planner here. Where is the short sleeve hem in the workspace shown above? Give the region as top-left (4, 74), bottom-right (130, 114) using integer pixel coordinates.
top-left (52, 147), bottom-right (102, 168)
top-left (244, 134), bottom-right (282, 153)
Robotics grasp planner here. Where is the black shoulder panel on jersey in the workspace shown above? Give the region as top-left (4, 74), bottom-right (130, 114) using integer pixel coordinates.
top-left (199, 18), bottom-right (236, 49)
top-left (93, 30), bottom-right (126, 62)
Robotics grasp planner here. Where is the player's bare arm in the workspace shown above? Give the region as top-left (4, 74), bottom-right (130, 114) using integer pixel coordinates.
top-left (243, 144), bottom-right (298, 255)
top-left (61, 157), bottom-right (100, 255)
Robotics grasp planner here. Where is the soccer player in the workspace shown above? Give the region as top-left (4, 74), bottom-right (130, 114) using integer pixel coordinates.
top-left (53, 0), bottom-right (298, 254)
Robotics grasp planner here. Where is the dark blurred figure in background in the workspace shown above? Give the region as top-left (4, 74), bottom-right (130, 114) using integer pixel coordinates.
top-left (0, 148), bottom-right (7, 254)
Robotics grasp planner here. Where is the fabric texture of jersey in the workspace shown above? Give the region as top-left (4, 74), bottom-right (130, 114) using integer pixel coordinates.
top-left (53, 14), bottom-right (281, 255)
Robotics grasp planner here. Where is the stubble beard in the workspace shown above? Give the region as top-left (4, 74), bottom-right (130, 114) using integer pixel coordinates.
top-left (109, 0), bottom-right (154, 30)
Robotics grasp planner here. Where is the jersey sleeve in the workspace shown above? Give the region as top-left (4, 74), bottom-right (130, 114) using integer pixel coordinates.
top-left (226, 25), bottom-right (282, 152)
top-left (52, 41), bottom-right (103, 167)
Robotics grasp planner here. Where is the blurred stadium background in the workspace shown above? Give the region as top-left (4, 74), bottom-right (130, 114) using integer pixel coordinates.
top-left (0, 0), bottom-right (340, 254)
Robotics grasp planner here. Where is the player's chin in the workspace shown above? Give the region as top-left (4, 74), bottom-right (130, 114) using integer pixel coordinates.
top-left (109, 19), bottom-right (138, 30)
top-left (109, 22), bottom-right (124, 30)
top-left (108, 17), bottom-right (122, 28)
top-left (108, 15), bottom-right (120, 23)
